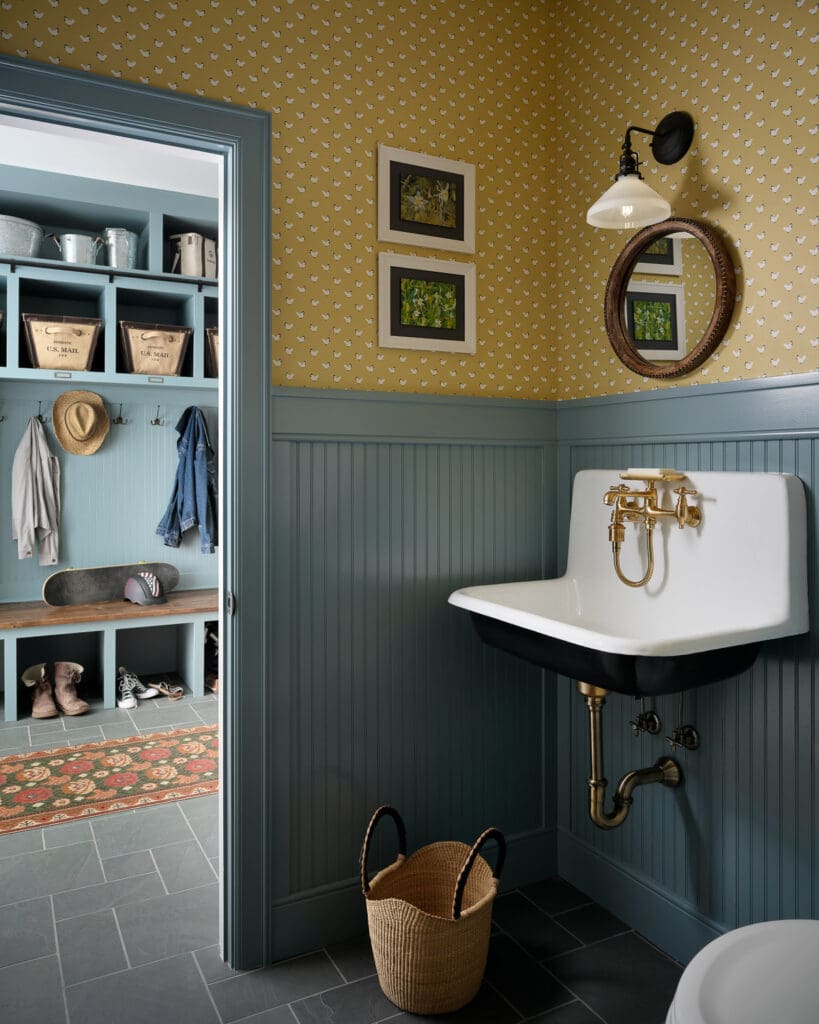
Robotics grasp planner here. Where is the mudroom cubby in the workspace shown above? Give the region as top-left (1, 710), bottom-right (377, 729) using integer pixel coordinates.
top-left (0, 591), bottom-right (218, 721)
top-left (0, 162), bottom-right (220, 724)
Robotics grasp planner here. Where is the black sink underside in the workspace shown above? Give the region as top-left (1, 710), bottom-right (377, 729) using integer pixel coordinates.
top-left (470, 613), bottom-right (760, 697)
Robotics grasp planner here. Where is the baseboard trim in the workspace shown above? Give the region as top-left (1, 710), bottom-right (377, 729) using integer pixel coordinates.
top-left (270, 827), bottom-right (557, 962)
top-left (557, 829), bottom-right (724, 965)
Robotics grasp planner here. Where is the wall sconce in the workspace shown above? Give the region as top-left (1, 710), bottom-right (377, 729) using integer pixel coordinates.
top-left (586, 111), bottom-right (694, 230)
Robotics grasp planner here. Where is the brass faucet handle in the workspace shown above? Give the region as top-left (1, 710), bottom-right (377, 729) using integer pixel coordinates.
top-left (603, 484), bottom-right (630, 505)
top-left (673, 487), bottom-right (701, 528)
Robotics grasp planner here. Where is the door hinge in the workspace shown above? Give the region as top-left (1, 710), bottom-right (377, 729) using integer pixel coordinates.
top-left (226, 590), bottom-right (236, 616)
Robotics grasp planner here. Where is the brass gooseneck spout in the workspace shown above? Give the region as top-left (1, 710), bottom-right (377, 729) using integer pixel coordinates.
top-left (578, 682), bottom-right (681, 830)
top-left (603, 471), bottom-right (701, 588)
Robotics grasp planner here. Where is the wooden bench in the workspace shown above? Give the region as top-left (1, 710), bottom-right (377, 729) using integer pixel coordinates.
top-left (0, 589), bottom-right (218, 722)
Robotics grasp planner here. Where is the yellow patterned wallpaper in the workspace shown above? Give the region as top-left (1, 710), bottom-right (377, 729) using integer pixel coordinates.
top-left (546, 0), bottom-right (817, 398)
top-left (0, 0), bottom-right (815, 399)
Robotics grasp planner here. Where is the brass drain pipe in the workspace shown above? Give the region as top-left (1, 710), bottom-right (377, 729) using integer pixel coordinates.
top-left (578, 682), bottom-right (682, 830)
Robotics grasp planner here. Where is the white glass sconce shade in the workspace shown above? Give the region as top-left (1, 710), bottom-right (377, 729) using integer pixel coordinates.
top-left (586, 175), bottom-right (671, 230)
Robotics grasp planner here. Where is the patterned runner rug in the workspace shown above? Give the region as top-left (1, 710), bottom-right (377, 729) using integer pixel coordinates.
top-left (0, 724), bottom-right (218, 835)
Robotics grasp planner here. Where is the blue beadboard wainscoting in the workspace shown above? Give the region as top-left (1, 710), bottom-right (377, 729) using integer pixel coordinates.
top-left (267, 373), bottom-right (817, 963)
top-left (554, 372), bottom-right (818, 964)
top-left (268, 388), bottom-right (558, 958)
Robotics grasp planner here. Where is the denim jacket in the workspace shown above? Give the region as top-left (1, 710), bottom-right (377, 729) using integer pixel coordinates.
top-left (156, 406), bottom-right (218, 553)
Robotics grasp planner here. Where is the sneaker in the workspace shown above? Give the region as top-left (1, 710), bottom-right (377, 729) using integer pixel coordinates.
top-left (117, 667), bottom-right (158, 708)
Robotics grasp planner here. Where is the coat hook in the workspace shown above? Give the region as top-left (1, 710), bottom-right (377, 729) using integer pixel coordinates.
top-left (36, 401), bottom-right (48, 423)
top-left (150, 405), bottom-right (162, 427)
top-left (112, 403), bottom-right (126, 425)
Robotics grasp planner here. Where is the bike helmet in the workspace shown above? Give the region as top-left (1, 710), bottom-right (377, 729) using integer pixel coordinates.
top-left (124, 571), bottom-right (167, 605)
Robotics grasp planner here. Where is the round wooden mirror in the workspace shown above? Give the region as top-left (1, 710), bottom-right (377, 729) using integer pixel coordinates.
top-left (604, 218), bottom-right (736, 379)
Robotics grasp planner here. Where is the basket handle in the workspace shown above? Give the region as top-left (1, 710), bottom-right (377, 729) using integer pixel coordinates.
top-left (452, 827), bottom-right (506, 920)
top-left (360, 805), bottom-right (408, 895)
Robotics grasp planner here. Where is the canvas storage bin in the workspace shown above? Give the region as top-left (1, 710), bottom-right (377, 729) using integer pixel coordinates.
top-left (361, 805), bottom-right (506, 1015)
top-left (22, 314), bottom-right (102, 371)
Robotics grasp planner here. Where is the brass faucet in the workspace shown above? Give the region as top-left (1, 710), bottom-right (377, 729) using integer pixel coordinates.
top-left (603, 471), bottom-right (701, 587)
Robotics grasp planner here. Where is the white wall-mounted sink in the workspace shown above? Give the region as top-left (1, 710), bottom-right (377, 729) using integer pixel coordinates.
top-left (449, 470), bottom-right (808, 696)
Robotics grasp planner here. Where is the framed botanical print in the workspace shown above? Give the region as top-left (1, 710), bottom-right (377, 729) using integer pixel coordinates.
top-left (634, 234), bottom-right (682, 275)
top-left (377, 145), bottom-right (475, 253)
top-left (625, 281), bottom-right (686, 360)
top-left (378, 252), bottom-right (476, 353)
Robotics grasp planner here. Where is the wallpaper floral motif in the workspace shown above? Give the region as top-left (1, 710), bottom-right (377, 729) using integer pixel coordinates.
top-left (0, 0), bottom-right (815, 399)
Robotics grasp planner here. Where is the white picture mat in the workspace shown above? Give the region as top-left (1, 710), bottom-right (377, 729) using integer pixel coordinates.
top-left (625, 280), bottom-right (686, 361)
top-left (377, 144), bottom-right (475, 253)
top-left (378, 251), bottom-right (476, 353)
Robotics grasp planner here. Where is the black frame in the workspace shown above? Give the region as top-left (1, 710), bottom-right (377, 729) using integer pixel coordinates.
top-left (389, 264), bottom-right (467, 342)
top-left (626, 289), bottom-right (680, 352)
top-left (389, 158), bottom-right (465, 244)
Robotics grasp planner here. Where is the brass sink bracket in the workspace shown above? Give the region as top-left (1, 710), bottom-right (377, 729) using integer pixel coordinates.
top-left (578, 681), bottom-right (681, 830)
top-left (603, 469), bottom-right (701, 588)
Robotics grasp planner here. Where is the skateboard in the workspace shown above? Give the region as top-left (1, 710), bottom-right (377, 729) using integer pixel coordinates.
top-left (42, 562), bottom-right (180, 607)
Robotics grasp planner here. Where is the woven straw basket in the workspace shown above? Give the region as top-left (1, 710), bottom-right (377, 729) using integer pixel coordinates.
top-left (361, 805), bottom-right (506, 1015)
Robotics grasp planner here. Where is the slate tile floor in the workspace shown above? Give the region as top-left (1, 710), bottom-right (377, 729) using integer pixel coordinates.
top-left (1, 697), bottom-right (682, 1023)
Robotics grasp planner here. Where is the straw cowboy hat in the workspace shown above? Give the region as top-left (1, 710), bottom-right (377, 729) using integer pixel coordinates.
top-left (52, 390), bottom-right (110, 455)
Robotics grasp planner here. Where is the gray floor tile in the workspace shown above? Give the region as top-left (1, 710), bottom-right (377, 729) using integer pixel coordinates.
top-left (133, 705), bottom-right (202, 728)
top-left (193, 704), bottom-right (219, 725)
top-left (152, 839), bottom-right (217, 892)
top-left (0, 841), bottom-right (103, 906)
top-left (101, 723), bottom-right (142, 741)
top-left (209, 952), bottom-right (342, 1023)
top-left (0, 828), bottom-right (44, 859)
top-left (552, 904), bottom-right (630, 946)
top-left (116, 882), bottom-right (219, 965)
top-left (527, 1001), bottom-right (604, 1023)
top-left (494, 892), bottom-right (581, 959)
top-left (17, 736), bottom-right (70, 753)
top-left (43, 820), bottom-right (93, 849)
top-left (522, 878), bottom-right (591, 916)
top-left (0, 726), bottom-right (29, 750)
top-left (194, 943), bottom-right (248, 983)
top-left (0, 896), bottom-right (55, 968)
top-left (291, 974), bottom-right (394, 1023)
top-left (67, 730), bottom-right (105, 745)
top-left (484, 934), bottom-right (574, 1019)
top-left (136, 724), bottom-right (176, 735)
top-left (56, 908), bottom-right (127, 985)
top-left (0, 954), bottom-right (66, 1024)
top-left (548, 931), bottom-right (682, 1024)
top-left (326, 934), bottom-right (376, 983)
top-left (101, 850), bottom-right (153, 881)
top-left (179, 792), bottom-right (218, 822)
top-left (91, 801), bottom-right (194, 859)
top-left (184, 808), bottom-right (219, 858)
top-left (29, 719), bottom-right (67, 736)
top-left (53, 872), bottom-right (163, 920)
top-left (62, 709), bottom-right (124, 729)
top-left (62, 726), bottom-right (103, 743)
top-left (234, 1010), bottom-right (299, 1024)
top-left (386, 982), bottom-right (521, 1022)
top-left (66, 952), bottom-right (219, 1024)
top-left (0, 715), bottom-right (32, 730)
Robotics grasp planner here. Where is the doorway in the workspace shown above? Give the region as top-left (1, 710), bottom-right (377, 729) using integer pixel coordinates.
top-left (0, 55), bottom-right (272, 970)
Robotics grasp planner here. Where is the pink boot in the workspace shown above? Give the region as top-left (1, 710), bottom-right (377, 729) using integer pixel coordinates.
top-left (53, 661), bottom-right (90, 716)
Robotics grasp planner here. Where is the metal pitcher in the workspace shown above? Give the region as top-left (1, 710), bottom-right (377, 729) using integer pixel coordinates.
top-left (103, 227), bottom-right (139, 269)
top-left (49, 232), bottom-right (103, 265)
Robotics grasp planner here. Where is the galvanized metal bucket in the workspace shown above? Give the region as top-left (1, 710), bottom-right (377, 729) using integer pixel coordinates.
top-left (49, 232), bottom-right (103, 264)
top-left (0, 214), bottom-right (43, 257)
top-left (103, 227), bottom-right (139, 269)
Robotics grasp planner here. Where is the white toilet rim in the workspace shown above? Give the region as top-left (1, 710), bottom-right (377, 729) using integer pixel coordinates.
top-left (669, 920), bottom-right (819, 1024)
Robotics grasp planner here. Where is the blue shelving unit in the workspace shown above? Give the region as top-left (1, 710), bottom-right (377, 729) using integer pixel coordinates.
top-left (0, 165), bottom-right (220, 720)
